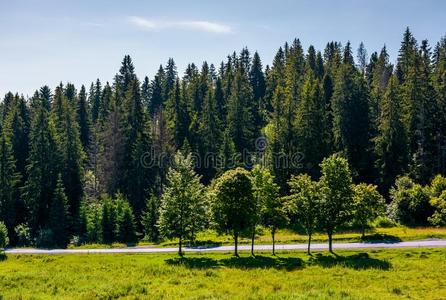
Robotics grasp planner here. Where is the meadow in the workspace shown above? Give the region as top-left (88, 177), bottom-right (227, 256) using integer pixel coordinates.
top-left (69, 226), bottom-right (446, 249)
top-left (1, 248), bottom-right (445, 299)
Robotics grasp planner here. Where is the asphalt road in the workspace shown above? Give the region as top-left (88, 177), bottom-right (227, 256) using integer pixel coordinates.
top-left (5, 239), bottom-right (446, 254)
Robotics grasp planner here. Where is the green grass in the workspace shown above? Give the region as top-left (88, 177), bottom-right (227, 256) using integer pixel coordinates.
top-left (1, 248), bottom-right (445, 299)
top-left (147, 226), bottom-right (446, 248)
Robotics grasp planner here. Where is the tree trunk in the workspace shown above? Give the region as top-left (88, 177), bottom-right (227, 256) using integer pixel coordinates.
top-left (272, 229), bottom-right (276, 256)
top-left (251, 227), bottom-right (255, 256)
top-left (179, 235), bottom-right (183, 256)
top-left (328, 231), bottom-right (333, 253)
top-left (361, 226), bottom-right (366, 239)
top-left (307, 232), bottom-right (312, 255)
top-left (234, 232), bottom-right (239, 257)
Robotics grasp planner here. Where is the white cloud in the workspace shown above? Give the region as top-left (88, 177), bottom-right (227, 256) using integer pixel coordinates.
top-left (128, 16), bottom-right (233, 34)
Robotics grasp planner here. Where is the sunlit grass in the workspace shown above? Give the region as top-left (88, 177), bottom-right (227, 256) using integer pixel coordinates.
top-left (0, 248), bottom-right (445, 299)
top-left (151, 226), bottom-right (446, 248)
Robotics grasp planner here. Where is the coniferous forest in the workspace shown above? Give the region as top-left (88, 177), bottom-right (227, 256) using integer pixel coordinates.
top-left (1, 28), bottom-right (446, 250)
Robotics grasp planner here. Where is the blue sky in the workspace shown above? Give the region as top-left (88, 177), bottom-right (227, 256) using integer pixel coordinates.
top-left (1, 0), bottom-right (446, 97)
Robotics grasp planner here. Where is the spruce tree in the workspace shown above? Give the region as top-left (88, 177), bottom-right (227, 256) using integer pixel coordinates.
top-left (23, 102), bottom-right (60, 235)
top-left (0, 129), bottom-right (20, 240)
top-left (49, 175), bottom-right (70, 248)
top-left (76, 85), bottom-right (91, 151)
top-left (374, 76), bottom-right (408, 194)
top-left (51, 86), bottom-right (85, 231)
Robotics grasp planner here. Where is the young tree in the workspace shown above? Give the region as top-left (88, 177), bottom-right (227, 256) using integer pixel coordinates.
top-left (288, 174), bottom-right (320, 254)
top-left (212, 168), bottom-right (255, 256)
top-left (115, 194), bottom-right (137, 244)
top-left (49, 175), bottom-right (70, 248)
top-left (251, 165), bottom-right (286, 255)
top-left (158, 151), bottom-right (208, 255)
top-left (0, 221), bottom-right (8, 252)
top-left (353, 183), bottom-right (386, 238)
top-left (141, 195), bottom-right (160, 242)
top-left (319, 154), bottom-right (354, 253)
top-left (101, 196), bottom-right (116, 244)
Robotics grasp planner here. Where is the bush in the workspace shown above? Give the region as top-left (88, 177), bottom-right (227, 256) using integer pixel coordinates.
top-left (429, 190), bottom-right (446, 226)
top-left (388, 176), bottom-right (434, 225)
top-left (372, 216), bottom-right (398, 228)
top-left (36, 228), bottom-right (55, 248)
top-left (0, 222), bottom-right (9, 249)
top-left (14, 224), bottom-right (31, 247)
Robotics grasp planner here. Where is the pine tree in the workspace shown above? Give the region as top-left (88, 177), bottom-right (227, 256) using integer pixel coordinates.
top-left (226, 61), bottom-right (254, 153)
top-left (76, 85), bottom-right (91, 151)
top-left (250, 51), bottom-right (266, 129)
top-left (49, 175), bottom-right (69, 248)
top-left (331, 63), bottom-right (370, 180)
top-left (89, 79), bottom-right (102, 124)
top-left (23, 102), bottom-right (60, 235)
top-left (141, 195), bottom-right (160, 242)
top-left (374, 76), bottom-right (408, 194)
top-left (0, 129), bottom-right (20, 239)
top-left (149, 65), bottom-right (165, 116)
top-left (51, 86), bottom-right (85, 231)
top-left (101, 197), bottom-right (116, 244)
top-left (295, 70), bottom-right (328, 177)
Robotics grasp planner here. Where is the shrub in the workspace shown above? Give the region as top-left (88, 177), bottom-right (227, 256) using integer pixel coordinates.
top-left (0, 222), bottom-right (9, 250)
top-left (14, 224), bottom-right (31, 247)
top-left (388, 176), bottom-right (434, 225)
top-left (36, 228), bottom-right (54, 248)
top-left (372, 216), bottom-right (398, 228)
top-left (429, 190), bottom-right (446, 226)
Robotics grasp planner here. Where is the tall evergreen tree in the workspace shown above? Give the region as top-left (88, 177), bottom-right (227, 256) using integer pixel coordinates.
top-left (76, 85), bottom-right (91, 151)
top-left (374, 76), bottom-right (408, 193)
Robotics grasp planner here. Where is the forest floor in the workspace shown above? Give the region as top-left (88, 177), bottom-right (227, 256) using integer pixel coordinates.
top-left (1, 248), bottom-right (445, 299)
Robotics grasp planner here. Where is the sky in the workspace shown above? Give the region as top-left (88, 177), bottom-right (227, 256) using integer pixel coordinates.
top-left (1, 0), bottom-right (446, 97)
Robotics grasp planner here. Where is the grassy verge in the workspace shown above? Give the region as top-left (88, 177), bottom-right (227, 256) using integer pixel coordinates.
top-left (65, 226), bottom-right (446, 249)
top-left (1, 248), bottom-right (445, 299)
top-left (149, 226), bottom-right (446, 248)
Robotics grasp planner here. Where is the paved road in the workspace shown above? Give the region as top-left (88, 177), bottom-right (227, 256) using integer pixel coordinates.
top-left (5, 239), bottom-right (446, 254)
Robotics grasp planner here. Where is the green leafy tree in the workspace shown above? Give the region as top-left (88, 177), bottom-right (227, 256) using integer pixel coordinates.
top-left (212, 168), bottom-right (255, 256)
top-left (389, 176), bottom-right (434, 225)
top-left (0, 221), bottom-right (8, 251)
top-left (288, 174), bottom-right (320, 254)
top-left (158, 151), bottom-right (208, 255)
top-left (353, 183), bottom-right (386, 238)
top-left (251, 165), bottom-right (286, 255)
top-left (319, 154), bottom-right (354, 253)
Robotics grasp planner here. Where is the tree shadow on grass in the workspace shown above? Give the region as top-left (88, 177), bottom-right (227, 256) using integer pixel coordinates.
top-left (165, 255), bottom-right (304, 271)
top-left (309, 252), bottom-right (391, 270)
top-left (186, 240), bottom-right (223, 249)
top-left (0, 253), bottom-right (7, 261)
top-left (361, 233), bottom-right (402, 244)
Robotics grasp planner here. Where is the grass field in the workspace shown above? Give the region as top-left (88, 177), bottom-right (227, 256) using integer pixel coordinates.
top-left (1, 248), bottom-right (445, 299)
top-left (66, 226), bottom-right (446, 249)
top-left (139, 226), bottom-right (446, 248)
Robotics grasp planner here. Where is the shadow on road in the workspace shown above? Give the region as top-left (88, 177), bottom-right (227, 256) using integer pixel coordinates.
top-left (309, 252), bottom-right (391, 270)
